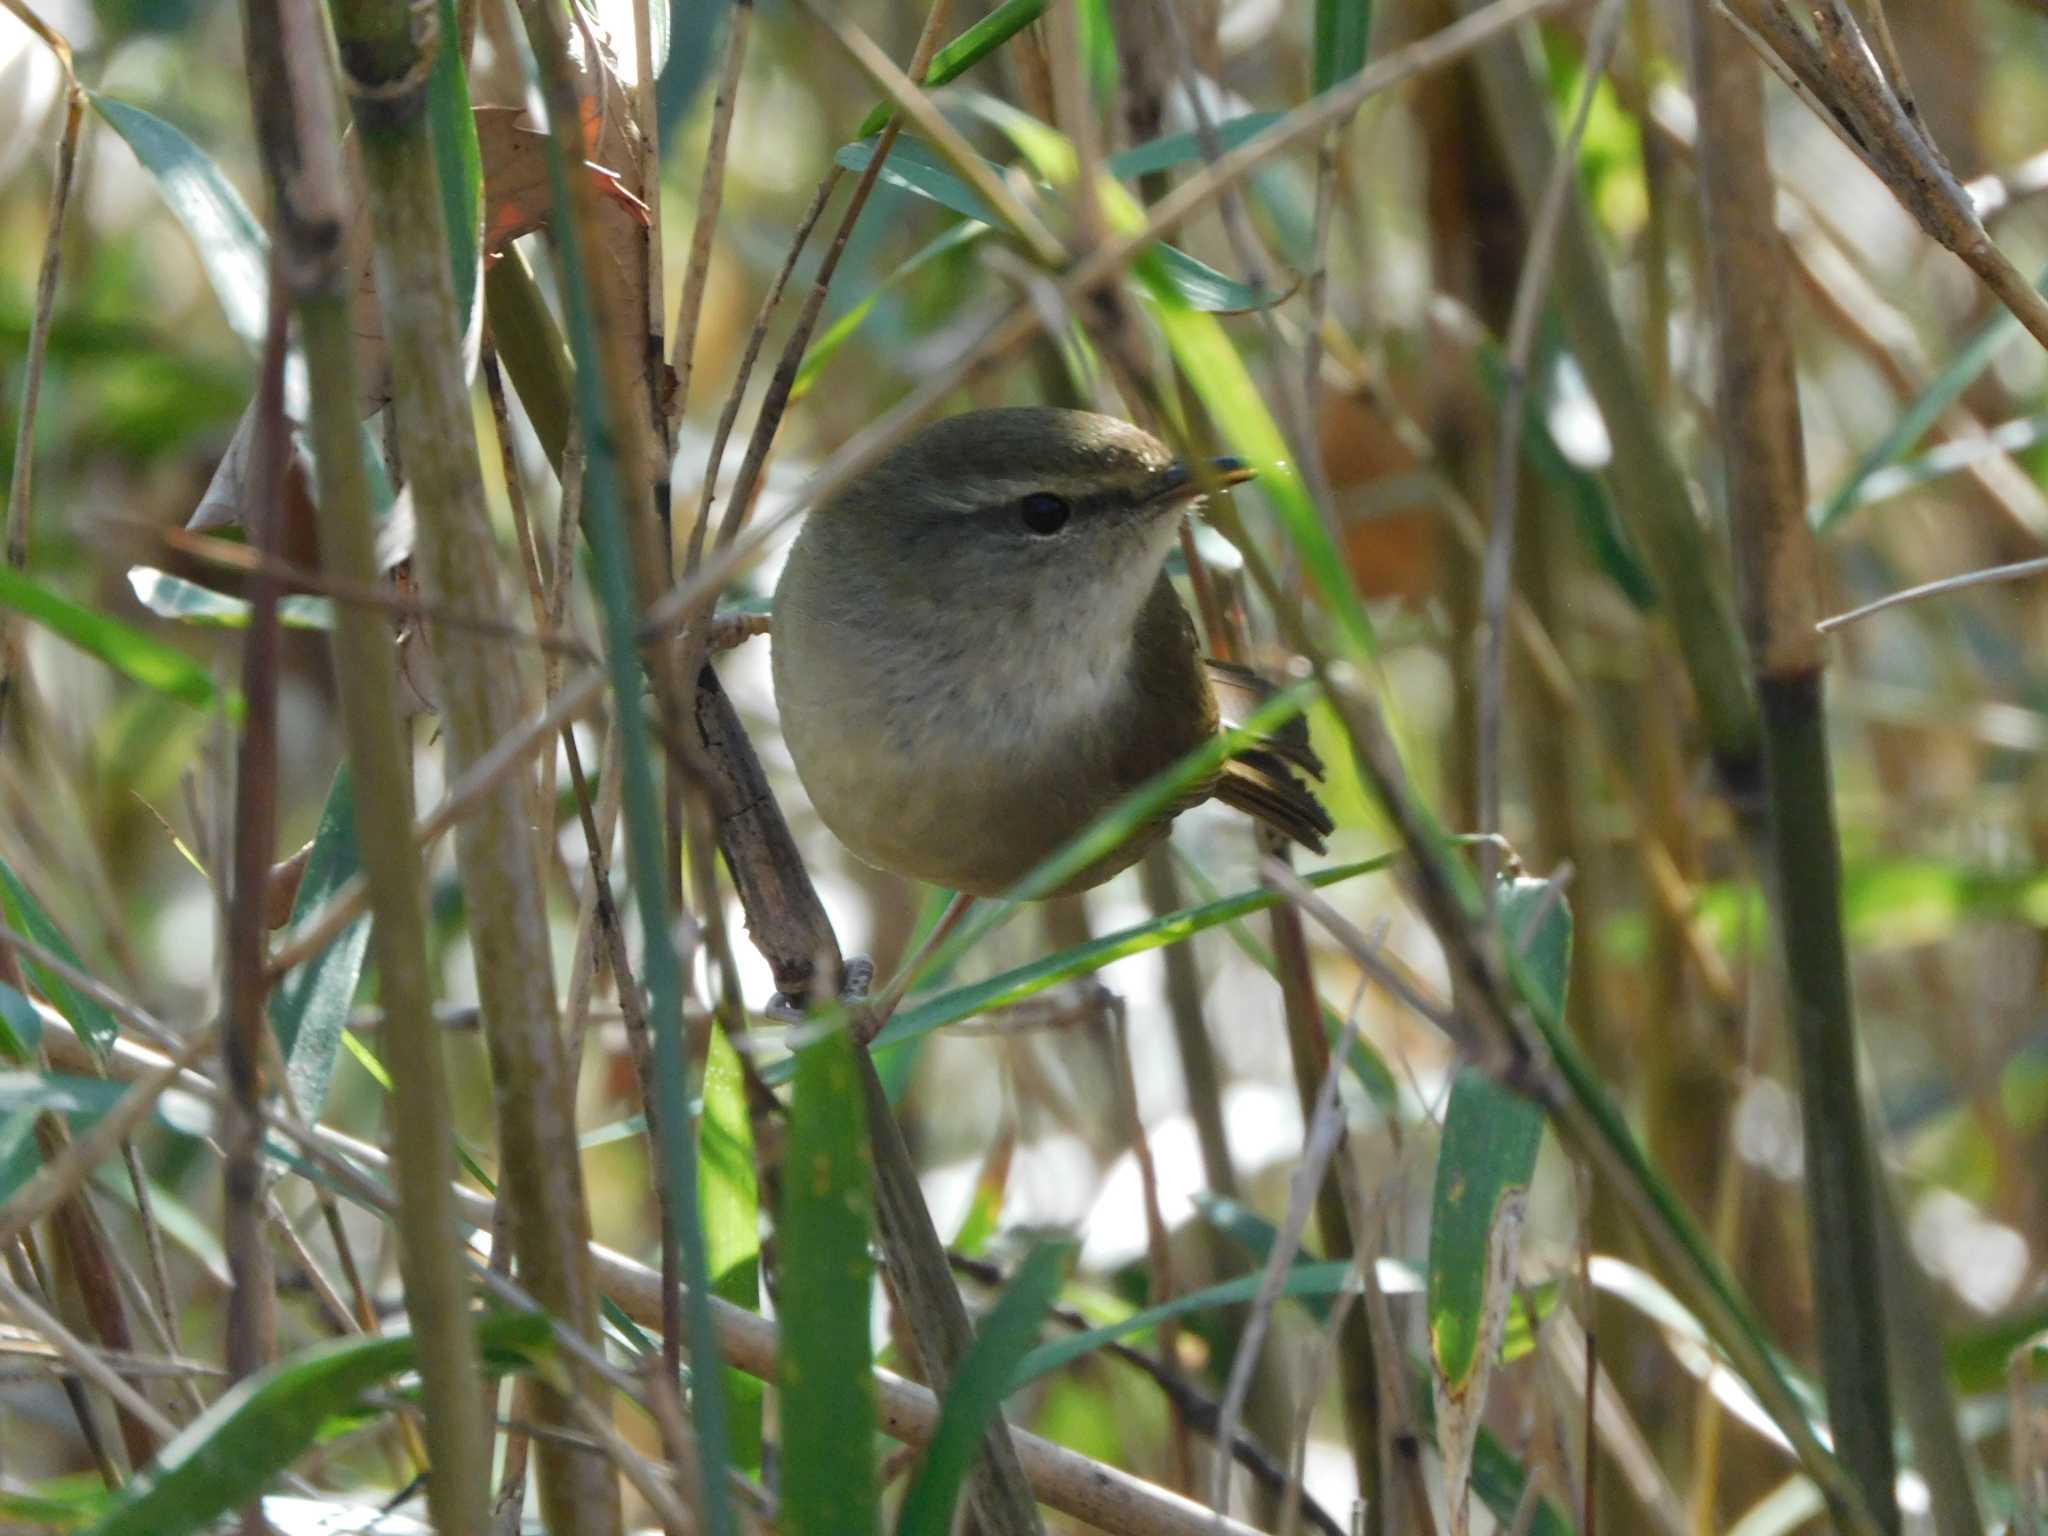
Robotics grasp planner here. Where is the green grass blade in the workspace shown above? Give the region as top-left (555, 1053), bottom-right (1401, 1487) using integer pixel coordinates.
top-left (1429, 879), bottom-right (1566, 1517)
top-left (854, 0), bottom-right (1046, 137)
top-left (792, 219), bottom-right (987, 401)
top-left (269, 764), bottom-right (371, 1121)
top-left (1313, 0), bottom-right (1374, 92)
top-left (0, 565), bottom-right (230, 716)
top-left (767, 851), bottom-right (1390, 1090)
top-left (700, 1023), bottom-right (764, 1474)
top-left (864, 855), bottom-right (1393, 1063)
top-left (1104, 114), bottom-right (1281, 180)
top-left (1815, 262), bottom-right (2048, 531)
top-left (0, 858), bottom-right (123, 1055)
top-left (897, 1241), bottom-right (1070, 1536)
top-left (1428, 879), bottom-right (1568, 1395)
top-left (88, 94), bottom-right (270, 351)
top-left (1011, 1260), bottom-right (1356, 1388)
top-left (778, 1030), bottom-right (878, 1536)
top-left (84, 1313), bottom-right (553, 1536)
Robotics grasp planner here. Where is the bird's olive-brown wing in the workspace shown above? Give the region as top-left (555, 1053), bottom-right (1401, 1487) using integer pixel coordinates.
top-left (1202, 656), bottom-right (1333, 855)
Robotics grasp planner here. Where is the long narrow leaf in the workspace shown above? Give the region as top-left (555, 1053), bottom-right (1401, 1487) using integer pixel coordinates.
top-left (897, 1242), bottom-right (1070, 1536)
top-left (700, 1023), bottom-right (764, 1473)
top-left (85, 1313), bottom-right (552, 1536)
top-left (269, 765), bottom-right (371, 1121)
top-left (766, 853), bottom-right (1393, 1089)
top-left (778, 1030), bottom-right (878, 1536)
top-left (1815, 261), bottom-right (2048, 531)
top-left (832, 134), bottom-right (1270, 314)
top-left (426, 0), bottom-right (483, 346)
top-left (0, 565), bottom-right (229, 716)
top-left (89, 95), bottom-right (270, 351)
top-left (854, 0), bottom-right (1046, 137)
top-left (0, 858), bottom-right (123, 1055)
top-left (1429, 880), bottom-right (1568, 1517)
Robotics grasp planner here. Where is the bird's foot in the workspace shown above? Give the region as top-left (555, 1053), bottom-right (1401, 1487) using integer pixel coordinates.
top-left (708, 610), bottom-right (772, 653)
top-left (764, 954), bottom-right (874, 1024)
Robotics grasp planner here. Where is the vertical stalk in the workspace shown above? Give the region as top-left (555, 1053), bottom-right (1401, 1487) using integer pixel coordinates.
top-left (220, 268), bottom-right (286, 1410)
top-left (508, 2), bottom-right (737, 1532)
top-left (1685, 5), bottom-right (1899, 1528)
top-left (243, 0), bottom-right (493, 1523)
top-left (326, 0), bottom-right (619, 1530)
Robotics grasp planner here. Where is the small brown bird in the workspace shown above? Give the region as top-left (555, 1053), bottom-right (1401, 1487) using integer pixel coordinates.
top-left (771, 407), bottom-right (1331, 899)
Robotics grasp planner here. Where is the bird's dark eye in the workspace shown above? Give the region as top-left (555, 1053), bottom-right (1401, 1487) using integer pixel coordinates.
top-left (1018, 491), bottom-right (1071, 536)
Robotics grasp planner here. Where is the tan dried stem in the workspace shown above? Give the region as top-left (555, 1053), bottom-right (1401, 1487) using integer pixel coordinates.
top-left (1723, 0), bottom-right (2048, 353)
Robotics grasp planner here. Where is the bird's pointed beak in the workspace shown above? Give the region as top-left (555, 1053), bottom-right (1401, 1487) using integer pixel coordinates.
top-left (1145, 456), bottom-right (1257, 506)
top-left (1209, 455), bottom-right (1256, 488)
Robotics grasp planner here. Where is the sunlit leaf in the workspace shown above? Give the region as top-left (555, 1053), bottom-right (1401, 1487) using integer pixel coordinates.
top-left (127, 567), bottom-right (336, 631)
top-left (89, 94), bottom-right (269, 351)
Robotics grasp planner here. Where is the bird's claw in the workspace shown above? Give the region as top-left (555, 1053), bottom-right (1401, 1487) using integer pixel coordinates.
top-left (765, 955), bottom-right (874, 1024)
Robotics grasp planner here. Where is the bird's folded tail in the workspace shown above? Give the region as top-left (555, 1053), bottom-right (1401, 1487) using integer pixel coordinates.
top-left (1205, 659), bottom-right (1334, 855)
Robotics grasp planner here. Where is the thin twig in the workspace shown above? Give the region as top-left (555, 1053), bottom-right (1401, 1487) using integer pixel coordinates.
top-left (1208, 998), bottom-right (1358, 1519)
top-left (0, 79), bottom-right (84, 721)
top-left (1817, 555), bottom-right (2048, 632)
top-left (667, 0), bottom-right (753, 428)
top-left (221, 260), bottom-right (290, 1407)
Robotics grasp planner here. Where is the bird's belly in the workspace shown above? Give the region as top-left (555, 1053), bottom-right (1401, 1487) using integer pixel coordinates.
top-left (776, 605), bottom-right (1196, 896)
top-left (803, 722), bottom-right (1115, 897)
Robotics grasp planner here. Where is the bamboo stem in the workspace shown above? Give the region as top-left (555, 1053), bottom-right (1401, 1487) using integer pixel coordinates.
top-left (243, 0), bottom-right (498, 1509)
top-left (327, 0), bottom-right (617, 1525)
top-left (1685, 4), bottom-right (1902, 1527)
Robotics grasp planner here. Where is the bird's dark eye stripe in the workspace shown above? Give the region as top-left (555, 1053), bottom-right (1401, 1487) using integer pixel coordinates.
top-left (1018, 491), bottom-right (1071, 535)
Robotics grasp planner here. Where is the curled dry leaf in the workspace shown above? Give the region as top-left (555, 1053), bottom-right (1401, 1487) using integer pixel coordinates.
top-left (192, 5), bottom-right (651, 540)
